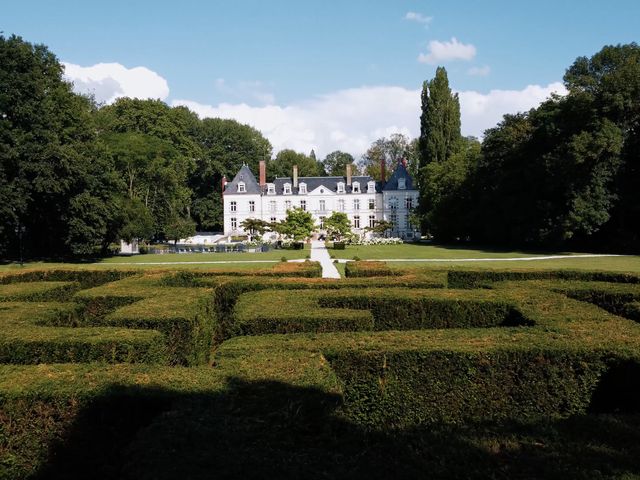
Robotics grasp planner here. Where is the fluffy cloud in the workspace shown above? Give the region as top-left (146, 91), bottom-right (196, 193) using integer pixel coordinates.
top-left (418, 37), bottom-right (476, 64)
top-left (173, 82), bottom-right (567, 158)
top-left (467, 65), bottom-right (491, 77)
top-left (62, 62), bottom-right (169, 104)
top-left (215, 78), bottom-right (275, 105)
top-left (405, 12), bottom-right (433, 26)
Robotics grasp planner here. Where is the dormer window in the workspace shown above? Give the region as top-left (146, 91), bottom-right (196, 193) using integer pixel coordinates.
top-left (398, 178), bottom-right (406, 190)
top-left (367, 181), bottom-right (376, 193)
top-left (299, 182), bottom-right (307, 194)
top-left (352, 181), bottom-right (360, 193)
top-left (267, 183), bottom-right (275, 195)
top-left (237, 182), bottom-right (246, 193)
top-left (337, 182), bottom-right (345, 194)
top-left (283, 183), bottom-right (292, 195)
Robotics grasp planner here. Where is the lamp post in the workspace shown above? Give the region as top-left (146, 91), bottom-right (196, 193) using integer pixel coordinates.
top-left (14, 223), bottom-right (25, 267)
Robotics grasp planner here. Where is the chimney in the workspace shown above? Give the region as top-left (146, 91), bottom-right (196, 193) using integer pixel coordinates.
top-left (221, 176), bottom-right (227, 195)
top-left (293, 165), bottom-right (298, 188)
top-left (380, 158), bottom-right (386, 183)
top-left (346, 164), bottom-right (352, 186)
top-left (259, 160), bottom-right (266, 187)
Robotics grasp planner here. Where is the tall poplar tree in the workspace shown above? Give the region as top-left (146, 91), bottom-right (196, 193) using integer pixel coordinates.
top-left (417, 67), bottom-right (463, 232)
top-left (418, 67), bottom-right (462, 167)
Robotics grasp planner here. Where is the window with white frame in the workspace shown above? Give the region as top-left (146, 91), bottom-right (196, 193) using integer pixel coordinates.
top-left (230, 201), bottom-right (237, 212)
top-left (353, 215), bottom-right (360, 229)
top-left (368, 199), bottom-right (375, 210)
top-left (398, 178), bottom-right (406, 190)
top-left (337, 182), bottom-right (345, 193)
top-left (299, 182), bottom-right (307, 194)
top-left (405, 196), bottom-right (413, 209)
top-left (283, 183), bottom-right (292, 195)
top-left (231, 217), bottom-right (237, 229)
top-left (285, 200), bottom-right (292, 210)
top-left (300, 200), bottom-right (307, 211)
top-left (269, 200), bottom-right (276, 213)
top-left (353, 199), bottom-right (360, 210)
top-left (369, 215), bottom-right (376, 228)
top-left (367, 181), bottom-right (376, 193)
top-left (352, 181), bottom-right (360, 193)
top-left (319, 200), bottom-right (326, 211)
top-left (338, 199), bottom-right (345, 211)
top-left (237, 182), bottom-right (246, 193)
top-left (267, 183), bottom-right (275, 195)
top-left (249, 200), bottom-right (255, 212)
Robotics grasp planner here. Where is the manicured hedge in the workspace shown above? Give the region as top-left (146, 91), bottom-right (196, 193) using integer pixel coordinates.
top-left (0, 302), bottom-right (167, 364)
top-left (317, 288), bottom-right (531, 330)
top-left (0, 281), bottom-right (80, 302)
top-left (327, 347), bottom-right (633, 426)
top-left (447, 269), bottom-right (640, 289)
top-left (0, 269), bottom-right (138, 288)
top-left (105, 288), bottom-right (215, 366)
top-left (345, 261), bottom-right (397, 277)
top-left (233, 290), bottom-right (374, 335)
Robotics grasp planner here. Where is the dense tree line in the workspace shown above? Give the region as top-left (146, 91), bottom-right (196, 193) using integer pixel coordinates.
top-left (0, 35), bottom-right (273, 258)
top-left (418, 44), bottom-right (639, 252)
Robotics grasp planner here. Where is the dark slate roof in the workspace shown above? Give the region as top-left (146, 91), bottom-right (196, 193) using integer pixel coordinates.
top-left (383, 162), bottom-right (417, 191)
top-left (224, 164), bottom-right (261, 195)
top-left (272, 176), bottom-right (382, 195)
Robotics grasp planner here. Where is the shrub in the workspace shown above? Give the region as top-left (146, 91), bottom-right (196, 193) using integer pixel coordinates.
top-left (345, 261), bottom-right (395, 277)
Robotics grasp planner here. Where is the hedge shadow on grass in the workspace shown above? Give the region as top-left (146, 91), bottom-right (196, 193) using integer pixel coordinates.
top-left (21, 378), bottom-right (640, 480)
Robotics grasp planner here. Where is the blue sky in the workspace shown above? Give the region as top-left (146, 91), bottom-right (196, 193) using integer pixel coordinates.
top-left (4, 0), bottom-right (639, 156)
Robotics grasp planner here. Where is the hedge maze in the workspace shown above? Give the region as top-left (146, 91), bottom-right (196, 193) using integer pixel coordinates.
top-left (1, 262), bottom-right (640, 479)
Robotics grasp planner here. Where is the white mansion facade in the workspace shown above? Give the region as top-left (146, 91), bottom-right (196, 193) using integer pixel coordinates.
top-left (222, 160), bottom-right (419, 240)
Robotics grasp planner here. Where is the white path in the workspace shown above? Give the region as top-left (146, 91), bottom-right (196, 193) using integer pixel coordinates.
top-left (310, 240), bottom-right (341, 279)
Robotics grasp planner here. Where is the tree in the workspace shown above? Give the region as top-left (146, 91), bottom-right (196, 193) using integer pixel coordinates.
top-left (269, 150), bottom-right (321, 179)
top-left (417, 67), bottom-right (463, 233)
top-left (366, 220), bottom-right (394, 237)
top-left (164, 215), bottom-right (197, 245)
top-left (190, 118), bottom-right (272, 231)
top-left (0, 35), bottom-right (114, 257)
top-left (323, 212), bottom-right (351, 241)
top-left (322, 151), bottom-right (359, 176)
top-left (240, 218), bottom-right (271, 240)
top-left (360, 134), bottom-right (414, 181)
top-left (277, 207), bottom-right (315, 241)
top-left (418, 66), bottom-right (462, 167)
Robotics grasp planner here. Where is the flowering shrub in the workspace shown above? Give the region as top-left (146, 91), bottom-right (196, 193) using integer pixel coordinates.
top-left (348, 236), bottom-right (404, 246)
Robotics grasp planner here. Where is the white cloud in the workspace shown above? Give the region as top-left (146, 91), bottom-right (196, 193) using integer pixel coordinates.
top-left (215, 78), bottom-right (275, 105)
top-left (62, 62), bottom-right (169, 104)
top-left (405, 11), bottom-right (433, 26)
top-left (173, 82), bottom-right (567, 158)
top-left (418, 37), bottom-right (476, 64)
top-left (467, 65), bottom-right (491, 77)
top-left (457, 82), bottom-right (567, 136)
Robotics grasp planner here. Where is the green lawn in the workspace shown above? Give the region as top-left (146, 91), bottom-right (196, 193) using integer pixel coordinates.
top-left (0, 247), bottom-right (309, 271)
top-left (327, 242), bottom-right (640, 273)
top-left (331, 242), bottom-right (577, 260)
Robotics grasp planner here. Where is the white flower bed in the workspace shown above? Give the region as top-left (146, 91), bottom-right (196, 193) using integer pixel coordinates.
top-left (348, 236), bottom-right (404, 245)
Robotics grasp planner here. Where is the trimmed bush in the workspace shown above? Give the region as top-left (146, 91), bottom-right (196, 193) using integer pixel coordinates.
top-left (327, 347), bottom-right (628, 426)
top-left (318, 288), bottom-right (531, 330)
top-left (233, 290), bottom-right (374, 335)
top-left (0, 281), bottom-right (80, 302)
top-left (345, 261), bottom-right (396, 277)
top-left (0, 302), bottom-right (167, 364)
